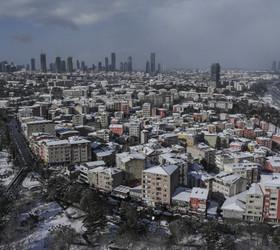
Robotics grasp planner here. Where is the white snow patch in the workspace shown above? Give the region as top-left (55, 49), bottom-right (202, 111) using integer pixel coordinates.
top-left (4, 202), bottom-right (85, 250)
top-left (0, 150), bottom-right (15, 187)
top-left (22, 173), bottom-right (41, 190)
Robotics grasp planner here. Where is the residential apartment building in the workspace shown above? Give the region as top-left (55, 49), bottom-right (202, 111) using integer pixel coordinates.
top-left (142, 165), bottom-right (179, 206)
top-left (41, 140), bottom-right (71, 166)
top-left (223, 162), bottom-right (259, 184)
top-left (129, 121), bottom-right (141, 138)
top-left (41, 138), bottom-right (91, 166)
top-left (24, 120), bottom-right (55, 138)
top-left (265, 156), bottom-right (280, 173)
top-left (116, 152), bottom-right (146, 182)
top-left (209, 172), bottom-right (247, 197)
top-left (72, 114), bottom-right (86, 126)
top-left (142, 103), bottom-right (151, 118)
top-left (256, 137), bottom-right (272, 149)
top-left (79, 161), bottom-right (106, 184)
top-left (69, 138), bottom-right (92, 164)
top-left (243, 183), bottom-right (264, 222)
top-left (90, 167), bottom-right (124, 192)
top-left (261, 174), bottom-right (280, 223)
top-left (187, 143), bottom-right (216, 167)
top-left (98, 111), bottom-right (109, 129)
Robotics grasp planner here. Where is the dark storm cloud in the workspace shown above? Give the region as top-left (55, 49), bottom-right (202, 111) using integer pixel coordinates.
top-left (0, 0), bottom-right (171, 28)
top-left (0, 0), bottom-right (280, 69)
top-left (40, 15), bottom-right (79, 30)
top-left (11, 34), bottom-right (33, 44)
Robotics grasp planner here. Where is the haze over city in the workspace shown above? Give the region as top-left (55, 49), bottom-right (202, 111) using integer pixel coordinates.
top-left (2, 1), bottom-right (280, 249)
top-left (1, 0), bottom-right (280, 69)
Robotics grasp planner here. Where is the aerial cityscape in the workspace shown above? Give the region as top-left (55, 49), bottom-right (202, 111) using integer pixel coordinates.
top-left (1, 1), bottom-right (280, 250)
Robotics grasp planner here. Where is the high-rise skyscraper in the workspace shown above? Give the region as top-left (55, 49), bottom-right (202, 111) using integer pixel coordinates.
top-left (150, 52), bottom-right (156, 74)
top-left (98, 62), bottom-right (102, 72)
top-left (67, 57), bottom-right (73, 73)
top-left (111, 52), bottom-right (116, 71)
top-left (31, 58), bottom-right (36, 71)
top-left (40, 53), bottom-right (47, 73)
top-left (76, 60), bottom-right (80, 70)
top-left (61, 60), bottom-right (66, 73)
top-left (278, 61), bottom-right (280, 72)
top-left (157, 63), bottom-right (161, 73)
top-left (49, 63), bottom-right (55, 73)
top-left (128, 56), bottom-right (132, 72)
top-left (146, 61), bottom-right (150, 74)
top-left (81, 61), bottom-right (86, 72)
top-left (124, 62), bottom-right (128, 72)
top-left (120, 62), bottom-right (124, 72)
top-left (211, 63), bottom-right (221, 84)
top-left (105, 57), bottom-right (109, 72)
top-left (55, 57), bottom-right (61, 73)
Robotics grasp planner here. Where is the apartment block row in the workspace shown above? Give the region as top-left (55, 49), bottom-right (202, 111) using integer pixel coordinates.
top-left (222, 174), bottom-right (280, 223)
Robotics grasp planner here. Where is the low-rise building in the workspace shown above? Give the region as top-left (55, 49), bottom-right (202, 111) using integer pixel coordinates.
top-left (90, 167), bottom-right (124, 192)
top-left (265, 156), bottom-right (280, 173)
top-left (95, 150), bottom-right (115, 166)
top-left (209, 172), bottom-right (247, 197)
top-left (72, 114), bottom-right (86, 126)
top-left (221, 191), bottom-right (247, 220)
top-left (79, 161), bottom-right (106, 184)
top-left (109, 124), bottom-right (124, 136)
top-left (171, 187), bottom-right (192, 213)
top-left (256, 137), bottom-right (272, 149)
top-left (190, 187), bottom-right (209, 214)
top-left (116, 152), bottom-right (146, 183)
top-left (159, 133), bottom-right (178, 146)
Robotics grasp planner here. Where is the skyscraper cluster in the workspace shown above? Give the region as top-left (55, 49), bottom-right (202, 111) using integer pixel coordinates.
top-left (0, 61), bottom-right (22, 72)
top-left (145, 52), bottom-right (161, 75)
top-left (98, 52), bottom-right (117, 72)
top-left (39, 53), bottom-right (84, 73)
top-left (120, 56), bottom-right (133, 73)
top-left (1, 51), bottom-right (163, 73)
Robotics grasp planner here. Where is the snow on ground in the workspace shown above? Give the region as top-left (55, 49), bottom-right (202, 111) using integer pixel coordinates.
top-left (0, 150), bottom-right (15, 187)
top-left (7, 202), bottom-right (85, 250)
top-left (65, 206), bottom-right (87, 219)
top-left (22, 173), bottom-right (41, 190)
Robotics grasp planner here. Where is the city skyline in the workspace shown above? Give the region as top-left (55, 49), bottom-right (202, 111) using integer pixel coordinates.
top-left (2, 1), bottom-right (280, 248)
top-left (3, 51), bottom-right (280, 73)
top-left (1, 0), bottom-right (280, 69)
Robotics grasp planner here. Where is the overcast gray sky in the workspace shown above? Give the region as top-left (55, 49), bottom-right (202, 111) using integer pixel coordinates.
top-left (0, 0), bottom-right (279, 69)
